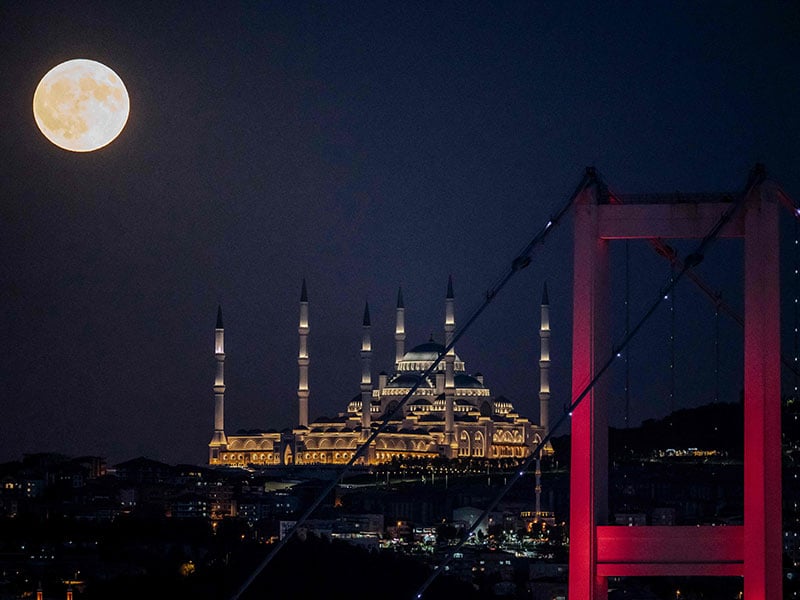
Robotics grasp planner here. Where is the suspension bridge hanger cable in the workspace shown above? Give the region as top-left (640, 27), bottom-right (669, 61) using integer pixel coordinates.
top-left (412, 164), bottom-right (766, 600)
top-left (609, 183), bottom-right (800, 381)
top-left (227, 168), bottom-right (598, 600)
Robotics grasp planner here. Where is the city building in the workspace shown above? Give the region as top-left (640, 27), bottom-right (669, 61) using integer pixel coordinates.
top-left (208, 279), bottom-right (550, 467)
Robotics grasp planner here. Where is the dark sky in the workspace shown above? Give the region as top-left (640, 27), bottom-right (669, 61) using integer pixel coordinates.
top-left (1, 1), bottom-right (798, 466)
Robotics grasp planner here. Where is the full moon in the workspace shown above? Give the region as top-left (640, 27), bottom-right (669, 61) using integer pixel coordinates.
top-left (33, 59), bottom-right (130, 152)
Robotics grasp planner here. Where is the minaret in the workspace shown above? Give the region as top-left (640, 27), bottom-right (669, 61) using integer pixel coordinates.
top-left (539, 282), bottom-right (551, 437)
top-left (209, 305), bottom-right (227, 461)
top-left (444, 275), bottom-right (456, 453)
top-left (36, 583), bottom-right (43, 600)
top-left (360, 302), bottom-right (372, 444)
top-left (298, 279), bottom-right (310, 428)
top-left (395, 287), bottom-right (405, 370)
top-left (533, 284), bottom-right (551, 519)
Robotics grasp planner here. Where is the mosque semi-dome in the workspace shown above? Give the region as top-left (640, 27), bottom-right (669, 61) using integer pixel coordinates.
top-left (387, 373), bottom-right (432, 388)
top-left (454, 373), bottom-right (485, 389)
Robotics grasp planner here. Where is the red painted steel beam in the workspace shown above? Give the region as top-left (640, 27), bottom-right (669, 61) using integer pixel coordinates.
top-left (569, 184), bottom-right (610, 600)
top-left (597, 203), bottom-right (744, 239)
top-left (596, 525), bottom-right (743, 572)
top-left (596, 563), bottom-right (744, 577)
top-left (743, 187), bottom-right (782, 600)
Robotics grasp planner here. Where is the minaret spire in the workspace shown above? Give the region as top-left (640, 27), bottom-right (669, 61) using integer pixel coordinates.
top-left (360, 302), bottom-right (373, 450)
top-left (444, 275), bottom-right (456, 455)
top-left (298, 279), bottom-right (310, 428)
top-left (209, 305), bottom-right (227, 463)
top-left (395, 286), bottom-right (405, 369)
top-left (363, 301), bottom-right (371, 327)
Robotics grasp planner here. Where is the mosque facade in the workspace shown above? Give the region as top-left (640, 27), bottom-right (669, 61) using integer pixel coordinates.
top-left (208, 278), bottom-right (551, 467)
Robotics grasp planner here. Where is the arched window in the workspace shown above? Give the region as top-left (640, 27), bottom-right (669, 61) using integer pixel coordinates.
top-left (474, 431), bottom-right (485, 457)
top-left (459, 430), bottom-right (471, 456)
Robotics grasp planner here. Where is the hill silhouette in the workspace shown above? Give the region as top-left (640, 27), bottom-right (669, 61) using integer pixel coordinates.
top-left (551, 401), bottom-right (744, 463)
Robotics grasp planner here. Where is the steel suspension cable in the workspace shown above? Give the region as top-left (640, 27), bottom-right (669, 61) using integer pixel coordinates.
top-left (227, 169), bottom-right (597, 600)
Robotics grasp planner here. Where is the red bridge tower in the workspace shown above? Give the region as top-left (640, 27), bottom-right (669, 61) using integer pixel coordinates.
top-left (569, 168), bottom-right (782, 599)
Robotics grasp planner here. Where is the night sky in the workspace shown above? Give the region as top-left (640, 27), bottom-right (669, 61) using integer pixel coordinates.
top-left (1, 2), bottom-right (798, 466)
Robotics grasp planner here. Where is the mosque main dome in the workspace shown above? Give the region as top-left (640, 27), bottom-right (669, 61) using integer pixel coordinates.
top-left (396, 340), bottom-right (465, 374)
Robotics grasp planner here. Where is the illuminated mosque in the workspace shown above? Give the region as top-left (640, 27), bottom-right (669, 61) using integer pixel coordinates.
top-left (208, 278), bottom-right (552, 467)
